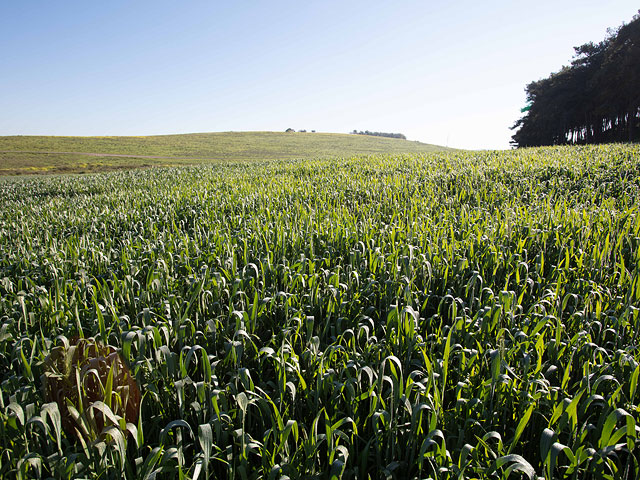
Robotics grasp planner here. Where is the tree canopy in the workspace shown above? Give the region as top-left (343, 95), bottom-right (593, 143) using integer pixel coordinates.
top-left (511, 12), bottom-right (640, 147)
top-left (351, 130), bottom-right (407, 140)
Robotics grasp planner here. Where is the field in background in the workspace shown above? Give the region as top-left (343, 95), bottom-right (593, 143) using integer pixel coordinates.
top-left (1, 144), bottom-right (639, 478)
top-left (0, 131), bottom-right (450, 175)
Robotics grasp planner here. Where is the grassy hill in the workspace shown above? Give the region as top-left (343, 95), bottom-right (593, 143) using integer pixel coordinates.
top-left (0, 131), bottom-right (451, 175)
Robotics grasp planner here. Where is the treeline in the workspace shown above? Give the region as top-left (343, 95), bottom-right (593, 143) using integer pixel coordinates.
top-left (351, 130), bottom-right (407, 140)
top-left (511, 12), bottom-right (640, 147)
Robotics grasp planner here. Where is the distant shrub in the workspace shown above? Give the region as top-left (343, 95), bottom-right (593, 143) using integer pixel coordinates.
top-left (351, 130), bottom-right (407, 139)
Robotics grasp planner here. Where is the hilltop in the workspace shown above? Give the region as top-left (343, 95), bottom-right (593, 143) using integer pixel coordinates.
top-left (0, 131), bottom-right (450, 175)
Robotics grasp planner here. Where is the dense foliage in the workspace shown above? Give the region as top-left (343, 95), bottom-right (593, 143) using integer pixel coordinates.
top-left (1, 145), bottom-right (640, 479)
top-left (511, 12), bottom-right (640, 147)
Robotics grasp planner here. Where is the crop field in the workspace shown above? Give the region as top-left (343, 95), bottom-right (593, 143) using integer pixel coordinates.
top-left (1, 144), bottom-right (640, 479)
top-left (0, 132), bottom-right (448, 175)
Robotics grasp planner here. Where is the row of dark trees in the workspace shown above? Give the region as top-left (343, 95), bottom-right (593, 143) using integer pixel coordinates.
top-left (511, 12), bottom-right (640, 147)
top-left (351, 130), bottom-right (407, 140)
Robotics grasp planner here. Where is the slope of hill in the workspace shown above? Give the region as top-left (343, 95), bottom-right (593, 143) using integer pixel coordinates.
top-left (0, 131), bottom-right (451, 175)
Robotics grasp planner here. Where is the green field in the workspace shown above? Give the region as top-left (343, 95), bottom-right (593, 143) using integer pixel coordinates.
top-left (1, 144), bottom-right (640, 479)
top-left (0, 132), bottom-right (449, 175)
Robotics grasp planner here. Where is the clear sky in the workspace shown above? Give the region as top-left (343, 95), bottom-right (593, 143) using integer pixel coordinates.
top-left (1, 1), bottom-right (638, 149)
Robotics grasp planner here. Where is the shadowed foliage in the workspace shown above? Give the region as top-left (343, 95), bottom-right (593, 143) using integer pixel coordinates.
top-left (512, 12), bottom-right (640, 147)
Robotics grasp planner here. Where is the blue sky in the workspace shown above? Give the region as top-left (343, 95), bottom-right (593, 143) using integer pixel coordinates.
top-left (1, 1), bottom-right (638, 149)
